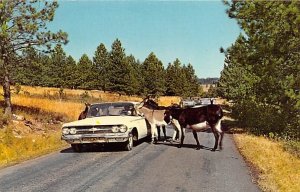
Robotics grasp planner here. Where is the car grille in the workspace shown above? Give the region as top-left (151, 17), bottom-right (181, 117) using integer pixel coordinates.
top-left (74, 126), bottom-right (113, 134)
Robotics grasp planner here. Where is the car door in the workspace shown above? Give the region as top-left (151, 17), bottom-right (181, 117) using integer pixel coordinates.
top-left (135, 115), bottom-right (149, 139)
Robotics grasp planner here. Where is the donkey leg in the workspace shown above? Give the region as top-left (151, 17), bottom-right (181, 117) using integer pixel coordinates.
top-left (219, 132), bottom-right (224, 150)
top-left (192, 130), bottom-right (201, 150)
top-left (151, 124), bottom-right (158, 144)
top-left (175, 130), bottom-right (179, 140)
top-left (157, 125), bottom-right (161, 140)
top-left (215, 120), bottom-right (224, 150)
top-left (162, 125), bottom-right (167, 141)
top-left (212, 131), bottom-right (219, 151)
top-left (172, 126), bottom-right (179, 141)
top-left (171, 122), bottom-right (179, 142)
top-left (172, 119), bottom-right (184, 147)
top-left (179, 126), bottom-right (185, 148)
top-left (172, 128), bottom-right (177, 141)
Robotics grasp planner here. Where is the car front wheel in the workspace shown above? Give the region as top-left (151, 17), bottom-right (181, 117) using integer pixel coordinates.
top-left (124, 134), bottom-right (133, 151)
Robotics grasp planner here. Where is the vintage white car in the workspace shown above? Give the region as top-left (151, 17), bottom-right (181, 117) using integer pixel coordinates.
top-left (61, 102), bottom-right (150, 152)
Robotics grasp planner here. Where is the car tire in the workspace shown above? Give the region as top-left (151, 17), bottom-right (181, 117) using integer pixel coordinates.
top-left (132, 129), bottom-right (138, 145)
top-left (71, 144), bottom-right (82, 152)
top-left (124, 134), bottom-right (133, 151)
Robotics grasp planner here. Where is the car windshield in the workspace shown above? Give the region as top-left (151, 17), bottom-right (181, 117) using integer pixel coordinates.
top-left (86, 102), bottom-right (136, 117)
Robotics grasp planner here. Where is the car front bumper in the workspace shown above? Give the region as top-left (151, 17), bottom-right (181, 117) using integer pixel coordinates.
top-left (61, 133), bottom-right (130, 144)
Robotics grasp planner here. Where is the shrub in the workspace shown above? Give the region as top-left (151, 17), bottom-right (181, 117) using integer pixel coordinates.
top-left (231, 99), bottom-right (298, 138)
top-left (58, 87), bottom-right (66, 100)
top-left (283, 140), bottom-right (300, 158)
top-left (2, 127), bottom-right (14, 146)
top-left (0, 112), bottom-right (10, 128)
top-left (80, 91), bottom-right (90, 102)
top-left (15, 83), bottom-right (21, 94)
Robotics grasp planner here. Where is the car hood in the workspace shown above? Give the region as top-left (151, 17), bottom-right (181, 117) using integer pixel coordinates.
top-left (62, 116), bottom-right (142, 127)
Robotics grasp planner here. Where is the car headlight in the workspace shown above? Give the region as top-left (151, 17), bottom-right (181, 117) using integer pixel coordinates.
top-left (119, 125), bottom-right (127, 133)
top-left (62, 128), bottom-right (70, 135)
top-left (111, 126), bottom-right (119, 133)
top-left (69, 128), bottom-right (77, 134)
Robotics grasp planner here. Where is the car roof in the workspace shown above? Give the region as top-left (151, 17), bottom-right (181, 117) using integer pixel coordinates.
top-left (90, 101), bottom-right (139, 105)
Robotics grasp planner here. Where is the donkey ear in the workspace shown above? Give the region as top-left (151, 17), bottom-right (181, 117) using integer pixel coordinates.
top-left (136, 100), bottom-right (144, 109)
top-left (142, 95), bottom-right (150, 102)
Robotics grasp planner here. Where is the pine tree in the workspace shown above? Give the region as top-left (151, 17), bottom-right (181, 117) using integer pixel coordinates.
top-left (0, 1), bottom-right (68, 115)
top-left (125, 55), bottom-right (141, 95)
top-left (109, 39), bottom-right (130, 94)
top-left (93, 43), bottom-right (110, 91)
top-left (141, 52), bottom-right (166, 96)
top-left (165, 59), bottom-right (184, 96)
top-left (182, 63), bottom-right (200, 97)
top-left (77, 54), bottom-right (95, 89)
top-left (63, 56), bottom-right (77, 89)
top-left (14, 47), bottom-right (43, 86)
top-left (48, 45), bottom-right (67, 87)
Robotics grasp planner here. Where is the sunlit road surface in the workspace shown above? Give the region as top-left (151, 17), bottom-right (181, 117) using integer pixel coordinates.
top-left (0, 129), bottom-right (260, 192)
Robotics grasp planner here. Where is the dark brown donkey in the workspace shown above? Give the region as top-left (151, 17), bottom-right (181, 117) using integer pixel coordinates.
top-left (78, 103), bottom-right (91, 120)
top-left (164, 102), bottom-right (224, 151)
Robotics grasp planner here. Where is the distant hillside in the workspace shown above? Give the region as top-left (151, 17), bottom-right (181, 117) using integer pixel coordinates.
top-left (198, 78), bottom-right (219, 84)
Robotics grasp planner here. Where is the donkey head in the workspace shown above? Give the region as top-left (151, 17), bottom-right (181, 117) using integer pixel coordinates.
top-left (84, 103), bottom-right (91, 112)
top-left (136, 95), bottom-right (159, 110)
top-left (144, 98), bottom-right (159, 109)
top-left (206, 104), bottom-right (223, 124)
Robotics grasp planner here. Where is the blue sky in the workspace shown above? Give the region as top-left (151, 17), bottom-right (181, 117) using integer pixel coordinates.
top-left (49, 0), bottom-right (241, 78)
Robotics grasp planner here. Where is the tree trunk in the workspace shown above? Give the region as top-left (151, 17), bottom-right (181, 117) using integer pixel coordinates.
top-left (3, 70), bottom-right (12, 116)
top-left (2, 56), bottom-right (12, 116)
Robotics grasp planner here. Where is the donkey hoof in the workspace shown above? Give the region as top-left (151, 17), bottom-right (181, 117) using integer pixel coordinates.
top-left (196, 147), bottom-right (201, 150)
top-left (177, 145), bottom-right (182, 148)
top-left (211, 148), bottom-right (216, 152)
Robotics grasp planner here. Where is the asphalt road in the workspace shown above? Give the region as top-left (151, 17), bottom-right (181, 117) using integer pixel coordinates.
top-left (0, 129), bottom-right (260, 192)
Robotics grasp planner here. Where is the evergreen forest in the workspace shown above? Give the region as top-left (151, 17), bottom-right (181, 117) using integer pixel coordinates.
top-left (11, 39), bottom-right (201, 97)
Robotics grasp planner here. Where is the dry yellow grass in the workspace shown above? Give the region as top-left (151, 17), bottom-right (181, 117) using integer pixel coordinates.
top-left (4, 86), bottom-right (181, 121)
top-left (234, 134), bottom-right (300, 192)
top-left (11, 95), bottom-right (83, 120)
top-left (10, 94), bottom-right (181, 121)
top-left (158, 96), bottom-right (181, 106)
top-left (18, 86), bottom-right (182, 104)
top-left (19, 85), bottom-right (142, 102)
